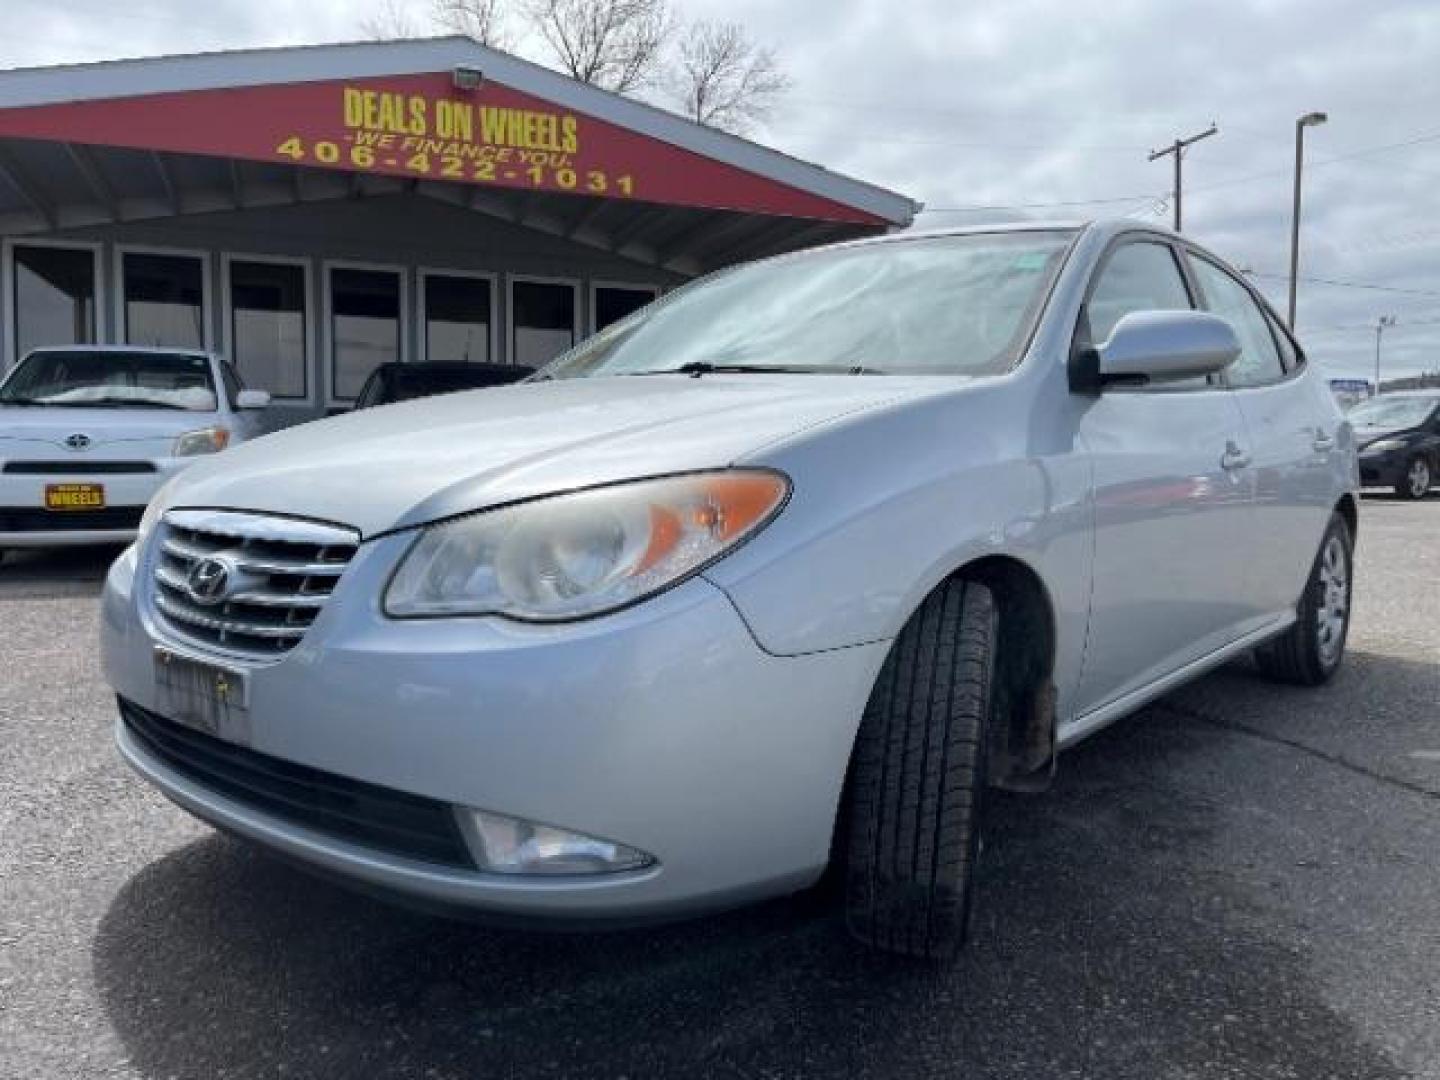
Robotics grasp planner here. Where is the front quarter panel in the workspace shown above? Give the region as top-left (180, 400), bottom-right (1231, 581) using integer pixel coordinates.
top-left (705, 378), bottom-right (1093, 722)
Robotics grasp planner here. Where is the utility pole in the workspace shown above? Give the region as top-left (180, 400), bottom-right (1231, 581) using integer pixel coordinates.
top-left (1148, 124), bottom-right (1218, 232)
top-left (1374, 315), bottom-right (1396, 395)
top-left (1288, 111), bottom-right (1328, 329)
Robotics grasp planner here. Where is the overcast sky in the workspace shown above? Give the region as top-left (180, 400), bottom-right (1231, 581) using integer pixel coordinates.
top-left (4, 0), bottom-right (1437, 380)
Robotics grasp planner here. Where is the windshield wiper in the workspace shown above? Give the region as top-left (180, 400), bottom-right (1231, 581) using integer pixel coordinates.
top-left (635, 361), bottom-right (883, 378)
top-left (49, 396), bottom-right (189, 410)
top-left (0, 397), bottom-right (44, 406)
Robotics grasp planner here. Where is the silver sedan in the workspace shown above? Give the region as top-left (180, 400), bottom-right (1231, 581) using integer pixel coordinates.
top-left (100, 220), bottom-right (1357, 958)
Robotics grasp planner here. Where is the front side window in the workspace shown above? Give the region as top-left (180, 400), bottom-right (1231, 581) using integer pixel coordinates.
top-left (123, 252), bottom-right (205, 349)
top-left (330, 266), bottom-right (401, 400)
top-left (11, 245), bottom-right (97, 359)
top-left (512, 281), bottom-right (577, 369)
top-left (1086, 241), bottom-right (1193, 344)
top-left (229, 260), bottom-right (307, 398)
top-left (1188, 257), bottom-right (1285, 388)
top-left (0, 349), bottom-right (217, 411)
top-left (425, 274), bottom-right (492, 364)
top-left (543, 231), bottom-right (1074, 380)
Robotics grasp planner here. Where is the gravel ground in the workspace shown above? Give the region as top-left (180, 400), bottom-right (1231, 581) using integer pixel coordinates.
top-left (1, 495), bottom-right (1437, 1080)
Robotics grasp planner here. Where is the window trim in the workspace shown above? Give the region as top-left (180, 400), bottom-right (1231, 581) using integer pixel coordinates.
top-left (220, 252), bottom-right (315, 405)
top-left (507, 273), bottom-right (581, 369)
top-left (1182, 248), bottom-right (1294, 390)
top-left (1074, 231), bottom-right (1226, 395)
top-left (322, 258), bottom-right (409, 406)
top-left (588, 279), bottom-right (661, 335)
top-left (2, 238), bottom-right (106, 376)
top-left (417, 267), bottom-right (500, 365)
top-left (113, 244), bottom-right (214, 352)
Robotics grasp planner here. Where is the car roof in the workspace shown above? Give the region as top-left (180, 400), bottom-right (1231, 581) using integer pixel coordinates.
top-left (23, 344), bottom-right (217, 359)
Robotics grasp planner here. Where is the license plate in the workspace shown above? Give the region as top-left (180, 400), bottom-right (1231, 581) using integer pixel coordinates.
top-left (154, 647), bottom-right (252, 745)
top-left (45, 483), bottom-right (105, 510)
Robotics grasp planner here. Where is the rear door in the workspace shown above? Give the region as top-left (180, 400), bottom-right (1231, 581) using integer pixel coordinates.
top-left (1073, 237), bottom-right (1256, 716)
top-left (1186, 253), bottom-right (1337, 619)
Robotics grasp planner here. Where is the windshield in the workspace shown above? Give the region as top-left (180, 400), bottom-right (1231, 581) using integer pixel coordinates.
top-left (0, 350), bottom-right (218, 411)
top-left (1348, 396), bottom-right (1437, 428)
top-left (540, 230), bottom-right (1076, 380)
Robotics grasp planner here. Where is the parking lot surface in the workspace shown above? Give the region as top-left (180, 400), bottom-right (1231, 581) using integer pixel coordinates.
top-left (2, 496), bottom-right (1437, 1080)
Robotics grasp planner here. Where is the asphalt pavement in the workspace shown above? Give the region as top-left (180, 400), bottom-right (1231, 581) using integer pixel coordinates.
top-left (1, 495), bottom-right (1437, 1079)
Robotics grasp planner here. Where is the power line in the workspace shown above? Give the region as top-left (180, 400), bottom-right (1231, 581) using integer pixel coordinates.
top-left (917, 193), bottom-right (1162, 214)
top-left (1248, 271), bottom-right (1440, 299)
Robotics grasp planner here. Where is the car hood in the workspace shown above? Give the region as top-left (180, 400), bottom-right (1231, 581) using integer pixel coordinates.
top-left (0, 406), bottom-right (217, 452)
top-left (1353, 422), bottom-right (1419, 447)
top-left (162, 375), bottom-right (936, 537)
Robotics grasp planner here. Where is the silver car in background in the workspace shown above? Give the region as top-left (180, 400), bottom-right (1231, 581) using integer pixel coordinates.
top-left (0, 347), bottom-right (269, 552)
top-left (100, 221), bottom-right (1357, 959)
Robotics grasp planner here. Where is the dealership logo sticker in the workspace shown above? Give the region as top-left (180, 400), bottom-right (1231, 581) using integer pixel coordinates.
top-left (185, 557), bottom-right (234, 606)
top-left (64, 433), bottom-right (92, 450)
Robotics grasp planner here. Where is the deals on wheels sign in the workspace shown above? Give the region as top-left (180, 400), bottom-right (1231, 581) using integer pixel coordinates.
top-left (0, 73), bottom-right (881, 224)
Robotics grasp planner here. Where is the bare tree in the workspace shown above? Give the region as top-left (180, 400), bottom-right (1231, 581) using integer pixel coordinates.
top-left (361, 0), bottom-right (427, 39)
top-left (431, 0), bottom-right (510, 47)
top-left (668, 20), bottom-right (790, 135)
top-left (525, 0), bottom-right (672, 94)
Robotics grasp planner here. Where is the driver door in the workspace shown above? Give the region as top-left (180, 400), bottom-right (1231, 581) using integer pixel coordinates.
top-left (1073, 238), bottom-right (1256, 717)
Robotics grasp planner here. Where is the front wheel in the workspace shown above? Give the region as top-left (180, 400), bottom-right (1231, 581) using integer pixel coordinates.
top-left (843, 577), bottom-right (997, 960)
top-left (1396, 455), bottom-right (1431, 500)
top-left (1254, 513), bottom-right (1353, 685)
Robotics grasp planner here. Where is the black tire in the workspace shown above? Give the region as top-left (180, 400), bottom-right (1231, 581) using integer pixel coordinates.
top-left (844, 577), bottom-right (997, 960)
top-left (1395, 455), bottom-right (1431, 500)
top-left (1254, 513), bottom-right (1352, 686)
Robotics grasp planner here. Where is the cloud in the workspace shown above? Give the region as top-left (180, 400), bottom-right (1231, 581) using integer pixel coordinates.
top-left (2, 0), bottom-right (1435, 378)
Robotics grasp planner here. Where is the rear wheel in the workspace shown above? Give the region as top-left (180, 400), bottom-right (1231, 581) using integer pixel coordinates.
top-left (1255, 513), bottom-right (1352, 685)
top-left (844, 577), bottom-right (996, 960)
top-left (1396, 455), bottom-right (1431, 500)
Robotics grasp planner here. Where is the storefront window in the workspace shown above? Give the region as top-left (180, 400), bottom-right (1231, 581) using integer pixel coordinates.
top-left (424, 274), bottom-right (492, 363)
top-left (330, 266), bottom-right (401, 399)
top-left (11, 245), bottom-right (98, 359)
top-left (229, 259), bottom-right (307, 398)
top-left (122, 251), bottom-right (205, 348)
top-left (594, 285), bottom-right (657, 331)
top-left (511, 280), bottom-right (576, 368)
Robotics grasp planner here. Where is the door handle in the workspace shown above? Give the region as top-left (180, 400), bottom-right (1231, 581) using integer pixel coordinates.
top-left (1221, 442), bottom-right (1251, 471)
top-left (1313, 430), bottom-right (1335, 452)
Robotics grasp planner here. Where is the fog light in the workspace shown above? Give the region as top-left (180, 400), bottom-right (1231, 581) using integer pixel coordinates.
top-left (460, 808), bottom-right (654, 875)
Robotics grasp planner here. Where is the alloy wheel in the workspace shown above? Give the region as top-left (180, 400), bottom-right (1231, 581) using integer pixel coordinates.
top-left (1408, 458), bottom-right (1431, 499)
top-left (1315, 533), bottom-right (1349, 669)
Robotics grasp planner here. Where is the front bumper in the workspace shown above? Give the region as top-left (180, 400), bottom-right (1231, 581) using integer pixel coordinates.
top-left (1358, 449), bottom-right (1406, 487)
top-left (101, 538), bottom-right (886, 922)
top-left (0, 460), bottom-right (186, 546)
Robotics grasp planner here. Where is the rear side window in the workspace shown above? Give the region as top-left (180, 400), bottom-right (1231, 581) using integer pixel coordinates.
top-left (1189, 257), bottom-right (1285, 388)
top-left (1086, 241), bottom-right (1193, 344)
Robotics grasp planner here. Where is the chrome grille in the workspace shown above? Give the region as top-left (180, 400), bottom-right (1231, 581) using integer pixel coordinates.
top-left (151, 509), bottom-right (359, 659)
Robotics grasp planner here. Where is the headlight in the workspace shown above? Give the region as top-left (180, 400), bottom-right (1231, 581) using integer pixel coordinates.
top-left (384, 470), bottom-right (789, 621)
top-left (173, 426), bottom-right (231, 457)
top-left (1363, 438), bottom-right (1407, 454)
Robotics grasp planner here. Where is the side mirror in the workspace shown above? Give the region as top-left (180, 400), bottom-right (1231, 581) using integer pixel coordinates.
top-left (1094, 310), bottom-right (1241, 387)
top-left (235, 389), bottom-right (271, 410)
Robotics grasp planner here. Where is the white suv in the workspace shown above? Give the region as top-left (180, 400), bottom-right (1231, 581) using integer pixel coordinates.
top-left (0, 346), bottom-right (269, 552)
top-left (100, 222), bottom-right (1357, 958)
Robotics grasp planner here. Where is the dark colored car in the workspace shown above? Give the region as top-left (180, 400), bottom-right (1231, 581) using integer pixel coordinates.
top-left (1352, 391), bottom-right (1440, 499)
top-left (352, 362), bottom-right (531, 410)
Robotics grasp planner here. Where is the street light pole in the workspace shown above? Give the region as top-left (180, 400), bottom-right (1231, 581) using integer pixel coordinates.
top-left (1287, 111), bottom-right (1328, 329)
top-left (1148, 124), bottom-right (1218, 232)
top-left (1374, 315), bottom-right (1396, 395)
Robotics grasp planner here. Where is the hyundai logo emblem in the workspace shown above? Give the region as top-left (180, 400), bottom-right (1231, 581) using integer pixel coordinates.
top-left (185, 557), bottom-right (234, 606)
top-left (64, 433), bottom-right (92, 451)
